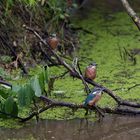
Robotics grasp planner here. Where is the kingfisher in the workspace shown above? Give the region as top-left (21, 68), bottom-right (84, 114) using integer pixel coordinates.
top-left (47, 34), bottom-right (59, 50)
top-left (84, 87), bottom-right (105, 107)
top-left (85, 62), bottom-right (97, 80)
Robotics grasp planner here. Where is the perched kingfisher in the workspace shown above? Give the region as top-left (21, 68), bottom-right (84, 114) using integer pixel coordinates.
top-left (84, 87), bottom-right (105, 107)
top-left (85, 62), bottom-right (97, 80)
top-left (47, 34), bottom-right (59, 50)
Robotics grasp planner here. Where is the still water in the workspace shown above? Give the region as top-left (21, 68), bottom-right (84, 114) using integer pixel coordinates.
top-left (0, 115), bottom-right (140, 140)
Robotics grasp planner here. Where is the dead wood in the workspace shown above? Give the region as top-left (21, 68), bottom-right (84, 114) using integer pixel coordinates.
top-left (21, 96), bottom-right (140, 122)
top-left (120, 0), bottom-right (140, 30)
top-left (24, 25), bottom-right (140, 110)
top-left (18, 25), bottom-right (140, 122)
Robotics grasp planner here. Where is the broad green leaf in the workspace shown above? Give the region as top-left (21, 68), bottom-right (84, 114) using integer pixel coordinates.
top-left (25, 83), bottom-right (35, 105)
top-left (18, 86), bottom-right (26, 107)
top-left (0, 95), bottom-right (6, 104)
top-left (12, 85), bottom-right (21, 93)
top-left (0, 89), bottom-right (9, 99)
top-left (11, 102), bottom-right (18, 116)
top-left (31, 76), bottom-right (42, 97)
top-left (4, 97), bottom-right (14, 114)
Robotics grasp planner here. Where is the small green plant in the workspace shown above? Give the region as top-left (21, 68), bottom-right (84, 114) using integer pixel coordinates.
top-left (0, 67), bottom-right (49, 118)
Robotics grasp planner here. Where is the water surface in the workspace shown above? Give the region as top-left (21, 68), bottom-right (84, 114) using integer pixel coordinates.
top-left (0, 116), bottom-right (140, 140)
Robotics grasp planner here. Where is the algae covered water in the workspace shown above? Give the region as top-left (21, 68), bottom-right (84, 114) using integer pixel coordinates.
top-left (0, 116), bottom-right (140, 140)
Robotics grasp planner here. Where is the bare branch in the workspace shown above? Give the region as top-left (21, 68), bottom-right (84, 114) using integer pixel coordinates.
top-left (120, 0), bottom-right (140, 30)
top-left (0, 80), bottom-right (12, 88)
top-left (21, 96), bottom-right (140, 122)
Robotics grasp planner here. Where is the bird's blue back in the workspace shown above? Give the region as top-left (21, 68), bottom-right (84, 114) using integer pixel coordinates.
top-left (84, 87), bottom-right (105, 106)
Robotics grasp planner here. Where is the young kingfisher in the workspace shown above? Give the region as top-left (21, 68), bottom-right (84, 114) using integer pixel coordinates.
top-left (85, 62), bottom-right (97, 80)
top-left (84, 87), bottom-right (105, 107)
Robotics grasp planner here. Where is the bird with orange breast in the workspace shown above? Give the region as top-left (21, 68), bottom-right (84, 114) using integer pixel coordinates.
top-left (47, 34), bottom-right (59, 50)
top-left (85, 62), bottom-right (97, 80)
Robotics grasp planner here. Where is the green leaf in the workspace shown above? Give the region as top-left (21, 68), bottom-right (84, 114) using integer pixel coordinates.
top-left (3, 97), bottom-right (18, 117)
top-left (11, 102), bottom-right (18, 116)
top-left (4, 97), bottom-right (14, 114)
top-left (25, 83), bottom-right (35, 105)
top-left (18, 86), bottom-right (26, 107)
top-left (31, 76), bottom-right (42, 97)
top-left (0, 89), bottom-right (9, 99)
top-left (39, 72), bottom-right (45, 92)
top-left (12, 85), bottom-right (21, 93)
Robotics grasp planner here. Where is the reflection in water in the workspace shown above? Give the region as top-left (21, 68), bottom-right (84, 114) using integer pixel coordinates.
top-left (0, 115), bottom-right (140, 140)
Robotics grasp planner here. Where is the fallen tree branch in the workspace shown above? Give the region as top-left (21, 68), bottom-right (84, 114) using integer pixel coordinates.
top-left (20, 104), bottom-right (54, 122)
top-left (40, 43), bottom-right (58, 65)
top-left (21, 95), bottom-right (104, 122)
top-left (20, 96), bottom-right (140, 122)
top-left (84, 78), bottom-right (140, 108)
top-left (23, 25), bottom-right (75, 73)
top-left (24, 25), bottom-right (140, 111)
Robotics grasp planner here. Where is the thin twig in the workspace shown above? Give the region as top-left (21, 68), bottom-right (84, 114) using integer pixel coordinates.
top-left (128, 84), bottom-right (140, 91)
